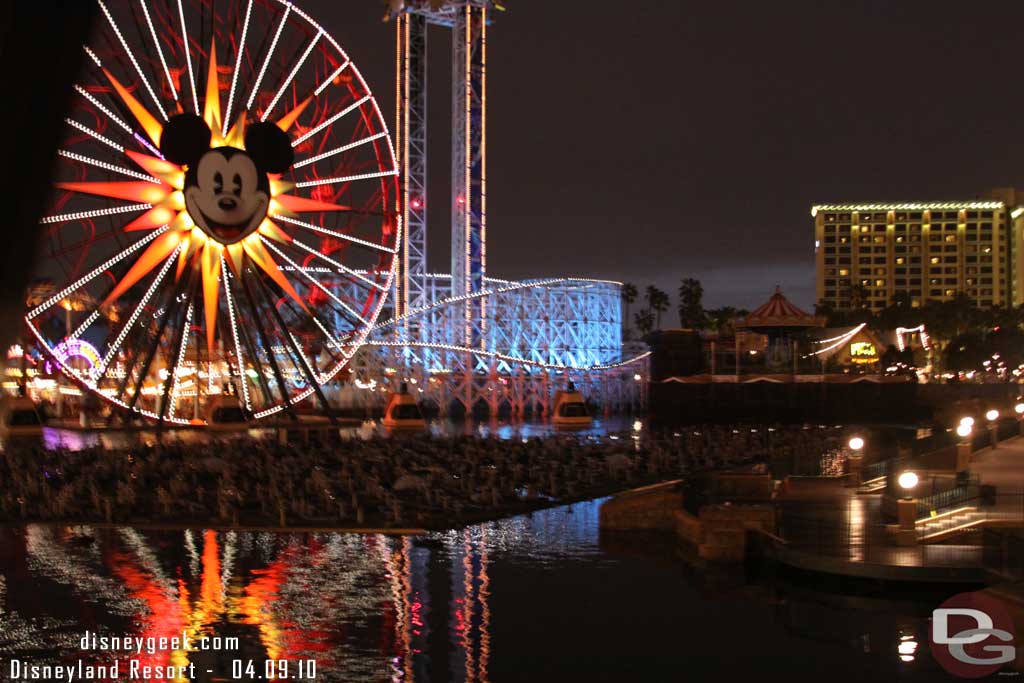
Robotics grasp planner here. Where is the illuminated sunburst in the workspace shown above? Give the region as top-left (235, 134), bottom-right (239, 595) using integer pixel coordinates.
top-left (30, 0), bottom-right (400, 424)
top-left (56, 41), bottom-right (342, 355)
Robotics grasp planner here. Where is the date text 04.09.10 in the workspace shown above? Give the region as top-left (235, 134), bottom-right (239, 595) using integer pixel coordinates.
top-left (231, 659), bottom-right (317, 680)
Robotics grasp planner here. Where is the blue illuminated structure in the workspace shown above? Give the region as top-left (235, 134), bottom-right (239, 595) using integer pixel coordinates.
top-left (332, 1), bottom-right (649, 416)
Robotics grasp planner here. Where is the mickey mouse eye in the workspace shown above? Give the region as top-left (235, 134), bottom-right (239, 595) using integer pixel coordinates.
top-left (232, 173), bottom-right (242, 197)
top-left (214, 172), bottom-right (223, 193)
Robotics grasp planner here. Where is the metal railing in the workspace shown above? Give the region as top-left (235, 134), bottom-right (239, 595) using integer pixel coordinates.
top-left (776, 510), bottom-right (983, 567)
top-left (915, 479), bottom-right (981, 519)
top-left (916, 491), bottom-right (1024, 540)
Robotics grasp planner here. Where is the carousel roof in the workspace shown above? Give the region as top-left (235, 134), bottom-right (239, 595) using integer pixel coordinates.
top-left (738, 287), bottom-right (825, 329)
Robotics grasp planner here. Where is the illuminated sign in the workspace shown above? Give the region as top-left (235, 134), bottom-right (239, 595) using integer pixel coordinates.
top-left (46, 339), bottom-right (101, 375)
top-left (850, 341), bottom-right (877, 363)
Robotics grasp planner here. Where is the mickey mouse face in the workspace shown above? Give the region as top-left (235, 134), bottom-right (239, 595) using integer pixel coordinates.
top-left (160, 114), bottom-right (294, 245)
top-left (185, 148), bottom-right (268, 243)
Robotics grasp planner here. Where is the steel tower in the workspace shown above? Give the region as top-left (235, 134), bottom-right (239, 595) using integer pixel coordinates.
top-left (392, 1), bottom-right (493, 343)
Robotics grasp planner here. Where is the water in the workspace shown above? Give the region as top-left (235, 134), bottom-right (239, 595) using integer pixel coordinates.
top-left (0, 499), bottom-right (970, 682)
top-left (33, 416), bottom-right (643, 452)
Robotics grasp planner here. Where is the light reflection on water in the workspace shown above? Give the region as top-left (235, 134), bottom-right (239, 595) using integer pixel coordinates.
top-left (0, 500), bottom-right (959, 682)
top-left (34, 417), bottom-right (641, 453)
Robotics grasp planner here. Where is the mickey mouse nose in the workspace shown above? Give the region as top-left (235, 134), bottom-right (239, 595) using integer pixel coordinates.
top-left (218, 197), bottom-right (238, 211)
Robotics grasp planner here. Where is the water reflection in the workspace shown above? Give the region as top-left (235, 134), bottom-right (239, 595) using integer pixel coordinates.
top-left (0, 501), bottom-right (957, 682)
top-left (34, 417), bottom-right (642, 453)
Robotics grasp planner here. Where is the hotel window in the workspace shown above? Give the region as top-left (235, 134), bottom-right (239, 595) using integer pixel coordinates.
top-left (930, 257), bottom-right (940, 264)
top-left (825, 279), bottom-right (836, 286)
top-left (945, 289), bottom-right (956, 296)
top-left (838, 268), bottom-right (849, 276)
top-left (945, 234), bottom-right (957, 242)
top-left (930, 289), bottom-right (942, 296)
top-left (824, 258), bottom-right (836, 265)
top-left (873, 236), bottom-right (885, 243)
top-left (860, 226), bottom-right (869, 233)
top-left (874, 225), bottom-right (886, 232)
top-left (859, 257), bottom-right (871, 264)
top-left (895, 278), bottom-right (906, 286)
top-left (895, 257), bottom-right (905, 265)
top-left (875, 279), bottom-right (885, 287)
top-left (874, 268), bottom-right (886, 275)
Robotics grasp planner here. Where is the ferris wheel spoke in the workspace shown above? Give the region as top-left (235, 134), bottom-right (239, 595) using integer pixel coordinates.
top-left (292, 132), bottom-right (387, 169)
top-left (69, 311), bottom-right (102, 343)
top-left (260, 238), bottom-right (368, 326)
top-left (313, 59), bottom-right (351, 98)
top-left (176, 0), bottom-right (200, 115)
top-left (293, 169), bottom-right (398, 189)
top-left (138, 0), bottom-right (179, 104)
top-left (28, 227), bottom-right (167, 321)
top-left (57, 150), bottom-right (162, 183)
top-left (221, 261), bottom-right (251, 410)
top-left (116, 256), bottom-right (195, 414)
top-left (225, 275), bottom-right (275, 410)
top-left (95, 243), bottom-right (180, 380)
top-left (251, 271), bottom-right (334, 416)
top-left (291, 95), bottom-right (371, 148)
top-left (163, 301), bottom-right (195, 424)
top-left (238, 267), bottom-right (297, 417)
top-left (246, 3), bottom-right (292, 114)
top-left (74, 85), bottom-right (162, 157)
top-left (224, 0), bottom-right (253, 137)
top-left (262, 30), bottom-right (322, 122)
top-left (272, 214), bottom-right (396, 254)
top-left (286, 237), bottom-right (387, 292)
top-left (65, 118), bottom-right (124, 153)
top-left (97, 0), bottom-right (169, 120)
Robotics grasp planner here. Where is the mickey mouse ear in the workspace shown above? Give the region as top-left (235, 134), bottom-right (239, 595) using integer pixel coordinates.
top-left (245, 122), bottom-right (294, 175)
top-left (160, 114), bottom-right (211, 166)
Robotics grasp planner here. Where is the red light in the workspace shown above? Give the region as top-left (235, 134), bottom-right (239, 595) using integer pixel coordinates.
top-left (457, 195), bottom-right (465, 205)
top-left (411, 198), bottom-right (422, 210)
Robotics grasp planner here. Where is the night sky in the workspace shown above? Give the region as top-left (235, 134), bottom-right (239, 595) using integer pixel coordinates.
top-left (244, 2), bottom-right (1024, 312)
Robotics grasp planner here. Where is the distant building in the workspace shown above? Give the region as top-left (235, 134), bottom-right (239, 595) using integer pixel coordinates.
top-left (812, 188), bottom-right (1024, 311)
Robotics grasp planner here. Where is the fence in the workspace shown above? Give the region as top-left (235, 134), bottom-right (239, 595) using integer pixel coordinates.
top-left (776, 509), bottom-right (983, 567)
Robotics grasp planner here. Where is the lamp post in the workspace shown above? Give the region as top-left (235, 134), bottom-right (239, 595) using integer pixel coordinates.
top-left (847, 436), bottom-right (865, 485)
top-left (896, 470), bottom-right (919, 546)
top-left (955, 421), bottom-right (973, 471)
top-left (1015, 401), bottom-right (1024, 436)
top-left (986, 409), bottom-right (1000, 449)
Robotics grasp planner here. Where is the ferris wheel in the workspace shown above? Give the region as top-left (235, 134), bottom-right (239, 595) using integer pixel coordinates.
top-left (27, 0), bottom-right (400, 423)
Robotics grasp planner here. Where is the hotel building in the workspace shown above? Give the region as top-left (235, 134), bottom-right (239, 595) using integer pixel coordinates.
top-left (813, 189), bottom-right (1024, 311)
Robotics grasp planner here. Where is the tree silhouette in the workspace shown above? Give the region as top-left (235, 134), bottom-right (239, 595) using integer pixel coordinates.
top-left (621, 283), bottom-right (638, 338)
top-left (677, 278), bottom-right (705, 329)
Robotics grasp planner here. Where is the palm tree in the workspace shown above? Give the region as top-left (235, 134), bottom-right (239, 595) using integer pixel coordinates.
top-left (634, 309), bottom-right (655, 337)
top-left (621, 283), bottom-right (638, 336)
top-left (645, 285), bottom-right (670, 330)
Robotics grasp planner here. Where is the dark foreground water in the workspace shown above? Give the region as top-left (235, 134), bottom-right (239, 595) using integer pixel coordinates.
top-left (0, 501), bottom-right (972, 682)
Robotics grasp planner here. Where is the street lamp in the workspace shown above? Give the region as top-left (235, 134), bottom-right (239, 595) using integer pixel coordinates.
top-left (1015, 402), bottom-right (1024, 416)
top-left (848, 436), bottom-right (865, 452)
top-left (898, 471), bottom-right (919, 500)
top-left (960, 416), bottom-right (975, 428)
top-left (986, 409), bottom-right (1000, 449)
top-left (956, 423), bottom-right (972, 440)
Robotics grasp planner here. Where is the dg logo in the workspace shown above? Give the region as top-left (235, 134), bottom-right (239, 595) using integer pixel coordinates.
top-left (931, 591), bottom-right (1017, 678)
